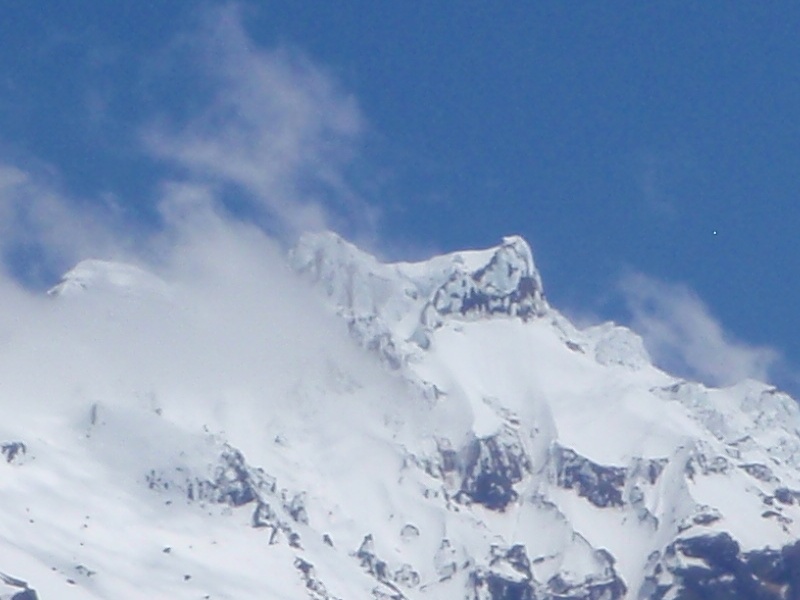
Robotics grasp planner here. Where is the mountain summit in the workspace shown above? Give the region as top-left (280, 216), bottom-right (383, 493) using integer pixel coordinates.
top-left (290, 232), bottom-right (547, 366)
top-left (2, 232), bottom-right (799, 600)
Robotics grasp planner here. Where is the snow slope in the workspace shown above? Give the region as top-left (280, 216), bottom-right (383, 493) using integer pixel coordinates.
top-left (2, 232), bottom-right (800, 599)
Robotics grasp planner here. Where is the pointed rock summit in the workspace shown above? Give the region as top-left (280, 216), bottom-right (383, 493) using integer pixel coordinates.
top-left (290, 232), bottom-right (548, 362)
top-left (421, 235), bottom-right (546, 328)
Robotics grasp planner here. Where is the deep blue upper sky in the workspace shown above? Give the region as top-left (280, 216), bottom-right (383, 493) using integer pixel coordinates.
top-left (2, 2), bottom-right (799, 390)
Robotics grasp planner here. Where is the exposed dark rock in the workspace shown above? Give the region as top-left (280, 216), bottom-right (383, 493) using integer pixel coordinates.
top-left (394, 564), bottom-right (420, 588)
top-left (554, 447), bottom-right (626, 508)
top-left (427, 267), bottom-right (544, 324)
top-left (1, 442), bottom-right (26, 464)
top-left (565, 340), bottom-right (584, 353)
top-left (295, 557), bottom-right (337, 600)
top-left (438, 442), bottom-right (459, 474)
top-left (685, 453), bottom-right (730, 479)
top-left (740, 463), bottom-right (778, 483)
top-left (357, 535), bottom-right (390, 582)
top-left (211, 447), bottom-right (259, 506)
top-left (545, 549), bottom-right (626, 600)
top-left (489, 545), bottom-right (531, 581)
top-left (630, 457), bottom-right (668, 484)
top-left (148, 445), bottom-right (284, 512)
top-left (692, 510), bottom-right (722, 526)
top-left (147, 444), bottom-right (304, 548)
top-left (760, 510), bottom-right (791, 525)
top-left (456, 275), bottom-right (541, 320)
top-left (354, 535), bottom-right (410, 599)
top-left (74, 564), bottom-right (95, 577)
top-left (469, 569), bottom-right (535, 600)
top-left (251, 501), bottom-right (276, 528)
top-left (469, 543), bottom-right (626, 600)
top-left (654, 534), bottom-right (800, 600)
top-left (548, 574), bottom-right (626, 600)
top-left (162, 445), bottom-right (270, 507)
top-left (296, 558), bottom-right (313, 576)
top-left (457, 431), bottom-right (531, 511)
top-left (676, 533), bottom-right (741, 570)
top-left (774, 487), bottom-right (799, 505)
top-left (287, 492), bottom-right (309, 524)
top-left (417, 237), bottom-right (547, 330)
top-left (371, 588), bottom-right (405, 600)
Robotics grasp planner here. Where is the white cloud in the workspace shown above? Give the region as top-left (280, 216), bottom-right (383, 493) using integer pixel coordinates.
top-left (0, 3), bottom-right (382, 289)
top-left (0, 157), bottom-right (391, 448)
top-left (143, 4), bottom-right (375, 238)
top-left (0, 164), bottom-right (137, 285)
top-left (619, 272), bottom-right (781, 387)
top-left (0, 4), bottom-right (402, 434)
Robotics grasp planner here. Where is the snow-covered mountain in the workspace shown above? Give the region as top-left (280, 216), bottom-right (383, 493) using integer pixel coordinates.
top-left (2, 232), bottom-right (800, 600)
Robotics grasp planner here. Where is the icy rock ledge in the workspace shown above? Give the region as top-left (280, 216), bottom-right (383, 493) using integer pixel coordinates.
top-left (421, 235), bottom-right (547, 328)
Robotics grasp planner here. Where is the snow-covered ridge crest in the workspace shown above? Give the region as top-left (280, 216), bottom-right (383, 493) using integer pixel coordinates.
top-left (47, 259), bottom-right (170, 298)
top-left (289, 231), bottom-right (548, 363)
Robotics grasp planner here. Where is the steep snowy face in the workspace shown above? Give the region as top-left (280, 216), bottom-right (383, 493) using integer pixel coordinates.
top-left (4, 231), bottom-right (800, 600)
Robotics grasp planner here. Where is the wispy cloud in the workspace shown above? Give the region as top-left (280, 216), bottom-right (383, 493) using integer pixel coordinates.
top-left (0, 6), bottom-right (398, 438)
top-left (619, 272), bottom-right (781, 387)
top-left (0, 164), bottom-right (136, 286)
top-left (0, 3), bottom-right (381, 288)
top-left (143, 4), bottom-right (375, 238)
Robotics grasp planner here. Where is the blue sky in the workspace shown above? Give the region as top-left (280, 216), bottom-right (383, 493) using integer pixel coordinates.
top-left (1, 2), bottom-right (799, 393)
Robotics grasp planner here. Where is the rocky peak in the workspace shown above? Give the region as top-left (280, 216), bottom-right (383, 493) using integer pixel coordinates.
top-left (421, 235), bottom-right (546, 328)
top-left (290, 232), bottom-right (549, 361)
